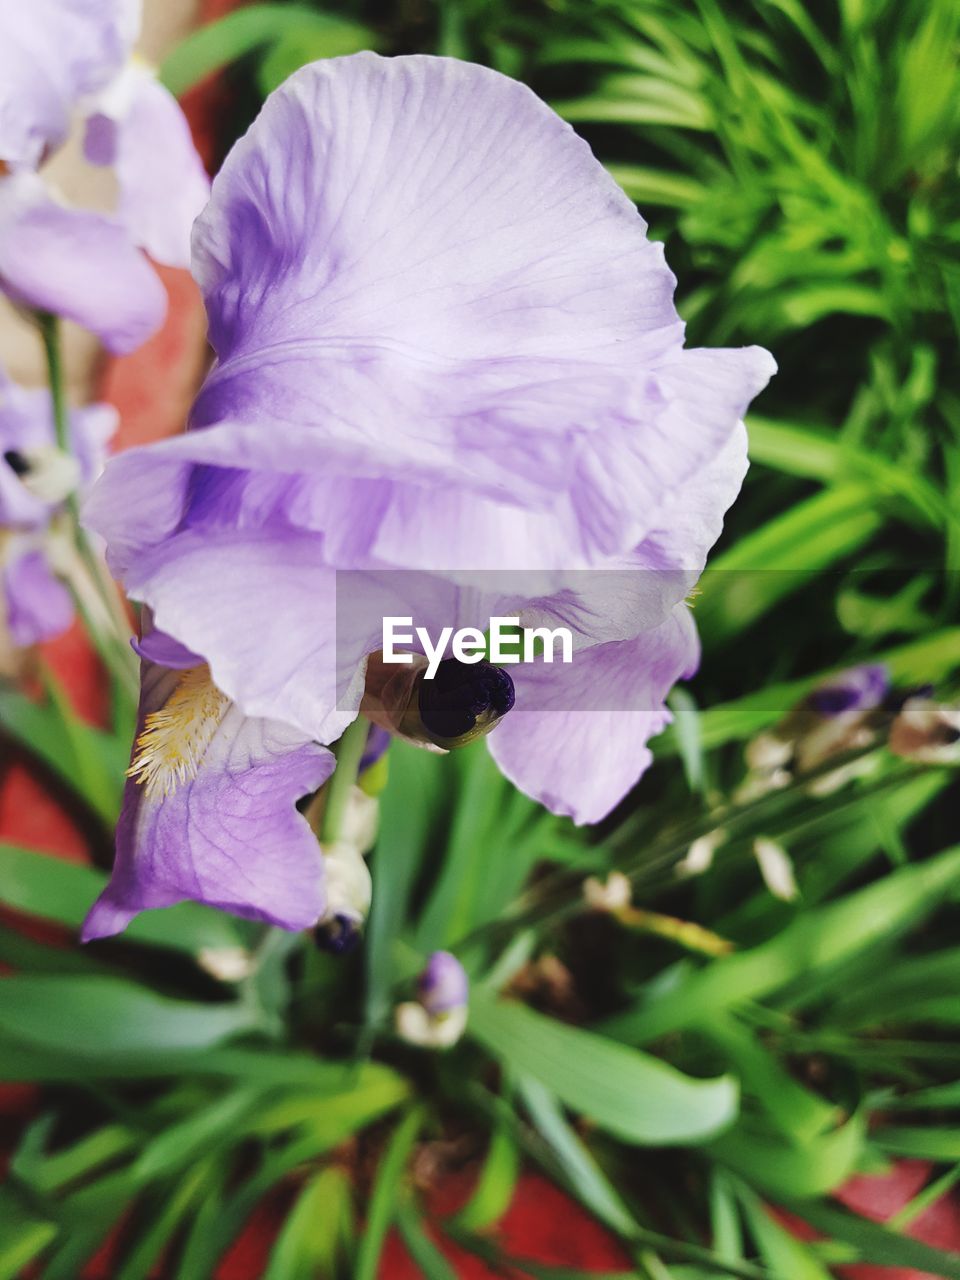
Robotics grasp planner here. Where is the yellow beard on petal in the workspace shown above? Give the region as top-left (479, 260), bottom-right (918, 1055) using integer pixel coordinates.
top-left (128, 665), bottom-right (229, 799)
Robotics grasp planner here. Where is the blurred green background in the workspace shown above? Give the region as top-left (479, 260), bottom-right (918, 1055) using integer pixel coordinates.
top-left (2, 0), bottom-right (960, 1275)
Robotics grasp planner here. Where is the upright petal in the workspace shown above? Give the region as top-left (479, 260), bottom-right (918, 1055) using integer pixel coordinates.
top-left (0, 172), bottom-right (166, 353)
top-left (84, 63), bottom-right (210, 267)
top-left (82, 658), bottom-right (335, 940)
top-left (488, 604), bottom-right (699, 824)
top-left (189, 53), bottom-right (773, 569)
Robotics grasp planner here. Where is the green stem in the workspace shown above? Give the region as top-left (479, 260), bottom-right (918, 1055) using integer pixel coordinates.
top-left (39, 313), bottom-right (72, 458)
top-left (38, 314), bottom-right (139, 701)
top-left (319, 715), bottom-right (370, 844)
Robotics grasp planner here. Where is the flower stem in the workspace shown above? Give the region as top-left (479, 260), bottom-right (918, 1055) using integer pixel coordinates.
top-left (38, 313), bottom-right (139, 700)
top-left (319, 715), bottom-right (370, 844)
top-left (39, 313), bottom-right (72, 458)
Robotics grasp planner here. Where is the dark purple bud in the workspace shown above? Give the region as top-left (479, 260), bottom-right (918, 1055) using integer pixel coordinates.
top-left (313, 912), bottom-right (364, 955)
top-left (360, 724), bottom-right (391, 773)
top-left (418, 659), bottom-right (514, 748)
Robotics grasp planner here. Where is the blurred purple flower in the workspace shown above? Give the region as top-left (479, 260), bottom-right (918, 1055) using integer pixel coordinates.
top-left (418, 951), bottom-right (469, 1016)
top-left (0, 0), bottom-right (208, 351)
top-left (0, 0), bottom-right (135, 170)
top-left (807, 663), bottom-right (889, 717)
top-left (1, 364), bottom-right (116, 647)
top-left (83, 54), bottom-right (774, 936)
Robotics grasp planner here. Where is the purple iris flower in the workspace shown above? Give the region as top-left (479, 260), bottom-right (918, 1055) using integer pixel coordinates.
top-left (83, 54), bottom-right (774, 938)
top-left (1, 364), bottom-right (116, 647)
top-left (0, 0), bottom-right (209, 352)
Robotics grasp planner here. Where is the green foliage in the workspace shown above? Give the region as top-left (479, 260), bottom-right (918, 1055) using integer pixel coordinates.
top-left (3, 0), bottom-right (960, 1276)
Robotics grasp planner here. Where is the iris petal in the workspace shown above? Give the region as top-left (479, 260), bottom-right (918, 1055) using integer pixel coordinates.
top-left (82, 657), bottom-right (335, 940)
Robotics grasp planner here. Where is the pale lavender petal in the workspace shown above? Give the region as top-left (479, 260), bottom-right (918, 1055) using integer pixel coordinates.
top-left (418, 951), bottom-right (468, 1015)
top-left (0, 172), bottom-right (166, 353)
top-left (0, 0), bottom-right (137, 168)
top-left (3, 543), bottom-right (73, 646)
top-left (81, 659), bottom-right (335, 940)
top-left (85, 65), bottom-right (210, 268)
top-left (634, 419), bottom-right (750, 575)
top-left (487, 605), bottom-right (699, 824)
top-left (188, 53), bottom-right (772, 568)
top-left (121, 528), bottom-right (363, 743)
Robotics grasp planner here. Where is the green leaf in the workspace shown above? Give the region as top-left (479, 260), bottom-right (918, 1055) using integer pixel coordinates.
top-left (0, 975), bottom-right (261, 1059)
top-left (130, 1087), bottom-right (263, 1183)
top-left (605, 164), bottom-right (708, 207)
top-left (355, 1106), bottom-right (425, 1280)
top-left (257, 18), bottom-right (375, 95)
top-left (746, 416), bottom-right (956, 535)
top-left (666, 687), bottom-right (705, 793)
top-left (0, 688), bottom-right (125, 823)
top-left (518, 1075), bottom-right (638, 1238)
top-left (396, 1204), bottom-right (460, 1280)
top-left (0, 843), bottom-right (246, 954)
top-left (114, 1159), bottom-right (217, 1280)
top-left (470, 989), bottom-right (738, 1145)
top-left (159, 5), bottom-right (366, 96)
top-left (735, 1184), bottom-right (832, 1280)
top-left (366, 741), bottom-right (446, 1023)
top-left (781, 1198), bottom-right (960, 1279)
top-left (264, 1167), bottom-right (354, 1279)
top-left (605, 843), bottom-right (960, 1043)
top-left (710, 1109), bottom-right (866, 1198)
top-left (0, 1188), bottom-right (57, 1280)
top-left (875, 1126), bottom-right (960, 1160)
top-left (454, 1119), bottom-right (521, 1231)
top-left (696, 485), bottom-right (884, 645)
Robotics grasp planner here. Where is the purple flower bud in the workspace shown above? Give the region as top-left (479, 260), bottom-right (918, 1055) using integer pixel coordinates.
top-left (359, 724), bottom-right (391, 774)
top-left (807, 664), bottom-right (889, 718)
top-left (418, 659), bottom-right (515, 748)
top-left (417, 951), bottom-right (469, 1016)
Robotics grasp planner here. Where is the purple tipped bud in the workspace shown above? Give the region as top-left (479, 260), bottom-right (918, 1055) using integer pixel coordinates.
top-left (359, 724), bottom-right (391, 773)
top-left (807, 664), bottom-right (889, 718)
top-left (417, 950), bottom-right (468, 1016)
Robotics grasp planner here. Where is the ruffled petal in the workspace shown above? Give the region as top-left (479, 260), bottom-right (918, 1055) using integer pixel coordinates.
top-left (188, 53), bottom-right (772, 568)
top-left (0, 172), bottom-right (166, 353)
top-left (81, 658), bottom-right (335, 940)
top-left (84, 63), bottom-right (210, 267)
top-left (0, 0), bottom-right (136, 168)
top-left (120, 527), bottom-right (365, 743)
top-left (634, 419), bottom-right (749, 575)
top-left (487, 604), bottom-right (699, 824)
